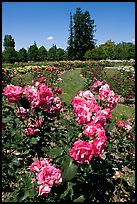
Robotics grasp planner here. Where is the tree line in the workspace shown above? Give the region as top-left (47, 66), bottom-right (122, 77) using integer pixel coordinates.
top-left (2, 8), bottom-right (135, 63)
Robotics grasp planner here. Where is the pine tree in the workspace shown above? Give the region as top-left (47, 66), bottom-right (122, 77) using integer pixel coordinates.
top-left (67, 8), bottom-right (96, 60)
top-left (67, 12), bottom-right (74, 60)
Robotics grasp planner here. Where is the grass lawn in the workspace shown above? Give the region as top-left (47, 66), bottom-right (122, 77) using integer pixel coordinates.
top-left (104, 67), bottom-right (120, 77)
top-left (112, 103), bottom-right (135, 121)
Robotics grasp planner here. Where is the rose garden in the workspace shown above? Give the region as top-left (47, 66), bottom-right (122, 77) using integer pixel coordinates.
top-left (2, 60), bottom-right (135, 202)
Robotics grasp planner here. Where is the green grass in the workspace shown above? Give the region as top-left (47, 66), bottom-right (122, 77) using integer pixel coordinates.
top-left (58, 68), bottom-right (86, 104)
top-left (104, 67), bottom-right (120, 78)
top-left (112, 103), bottom-right (135, 121)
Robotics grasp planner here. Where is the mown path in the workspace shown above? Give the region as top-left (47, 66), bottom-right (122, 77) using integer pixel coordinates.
top-left (58, 68), bottom-right (86, 104)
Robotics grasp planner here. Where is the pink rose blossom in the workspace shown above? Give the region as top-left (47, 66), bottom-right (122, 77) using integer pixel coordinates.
top-left (36, 165), bottom-right (62, 187)
top-left (23, 127), bottom-right (40, 136)
top-left (92, 108), bottom-right (112, 126)
top-left (98, 84), bottom-right (110, 101)
top-left (36, 184), bottom-right (51, 196)
top-left (117, 121), bottom-right (127, 128)
top-left (54, 87), bottom-right (62, 95)
top-left (29, 158), bottom-right (51, 173)
top-left (98, 84), bottom-right (119, 109)
top-left (93, 135), bottom-right (107, 157)
top-left (91, 80), bottom-right (102, 91)
top-left (9, 74), bottom-right (14, 78)
top-left (37, 83), bottom-right (54, 110)
top-left (29, 160), bottom-right (42, 173)
top-left (23, 85), bottom-right (40, 108)
top-left (50, 96), bottom-right (63, 112)
top-left (69, 140), bottom-right (94, 164)
top-left (84, 122), bottom-right (105, 139)
top-left (39, 77), bottom-right (46, 83)
top-left (17, 106), bottom-right (28, 118)
top-left (117, 121), bottom-right (132, 132)
top-left (4, 85), bottom-right (23, 102)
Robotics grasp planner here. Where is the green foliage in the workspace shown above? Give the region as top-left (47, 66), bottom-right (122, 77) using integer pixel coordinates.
top-left (68, 8), bottom-right (96, 60)
top-left (27, 42), bottom-right (39, 62)
top-left (84, 41), bottom-right (135, 60)
top-left (3, 34), bottom-right (15, 50)
top-left (17, 48), bottom-right (28, 62)
top-left (2, 47), bottom-right (17, 63)
top-left (38, 46), bottom-right (47, 61)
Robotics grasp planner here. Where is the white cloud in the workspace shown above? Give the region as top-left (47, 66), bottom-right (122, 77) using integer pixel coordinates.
top-left (132, 39), bottom-right (135, 44)
top-left (47, 36), bottom-right (54, 40)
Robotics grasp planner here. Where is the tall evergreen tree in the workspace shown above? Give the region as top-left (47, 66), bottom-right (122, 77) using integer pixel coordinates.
top-left (67, 12), bottom-right (74, 60)
top-left (67, 8), bottom-right (96, 60)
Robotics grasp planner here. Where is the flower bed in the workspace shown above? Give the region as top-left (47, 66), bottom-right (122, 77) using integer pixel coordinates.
top-left (2, 65), bottom-right (135, 202)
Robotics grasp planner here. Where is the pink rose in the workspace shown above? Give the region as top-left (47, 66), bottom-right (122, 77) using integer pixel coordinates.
top-left (4, 85), bottom-right (23, 102)
top-left (9, 74), bottom-right (14, 78)
top-left (37, 83), bottom-right (54, 110)
top-left (36, 184), bottom-right (51, 196)
top-left (91, 80), bottom-right (102, 91)
top-left (29, 158), bottom-right (51, 173)
top-left (29, 160), bottom-right (42, 173)
top-left (54, 87), bottom-right (62, 94)
top-left (36, 165), bottom-right (62, 187)
top-left (69, 140), bottom-right (94, 164)
top-left (17, 106), bottom-right (28, 118)
top-left (117, 121), bottom-right (127, 128)
top-left (23, 85), bottom-right (40, 109)
top-left (39, 77), bottom-right (46, 83)
top-left (23, 127), bottom-right (40, 136)
top-left (84, 122), bottom-right (105, 138)
top-left (93, 135), bottom-right (107, 157)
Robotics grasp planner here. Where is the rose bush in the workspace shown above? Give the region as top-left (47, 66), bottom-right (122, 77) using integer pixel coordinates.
top-left (2, 65), bottom-right (135, 202)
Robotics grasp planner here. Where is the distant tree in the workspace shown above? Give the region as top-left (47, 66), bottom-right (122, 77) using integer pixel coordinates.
top-left (127, 43), bottom-right (135, 59)
top-left (47, 44), bottom-right (57, 61)
top-left (67, 8), bottom-right (96, 60)
top-left (114, 42), bottom-right (129, 60)
top-left (27, 42), bottom-right (39, 61)
top-left (2, 47), bottom-right (17, 63)
top-left (17, 48), bottom-right (28, 62)
top-left (38, 46), bottom-right (47, 61)
top-left (56, 48), bottom-right (66, 60)
top-left (101, 40), bottom-right (116, 59)
top-left (3, 35), bottom-right (15, 50)
top-left (84, 46), bottom-right (106, 60)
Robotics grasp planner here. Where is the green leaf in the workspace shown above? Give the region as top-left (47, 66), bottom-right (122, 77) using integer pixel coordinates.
top-left (2, 117), bottom-right (11, 123)
top-left (20, 191), bottom-right (30, 201)
top-left (129, 175), bottom-right (135, 187)
top-left (73, 195), bottom-right (85, 202)
top-left (62, 156), bottom-right (78, 181)
top-left (29, 137), bottom-right (40, 144)
top-left (108, 122), bottom-right (115, 132)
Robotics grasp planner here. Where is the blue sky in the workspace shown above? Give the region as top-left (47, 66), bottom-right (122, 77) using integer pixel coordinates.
top-left (2, 2), bottom-right (135, 51)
